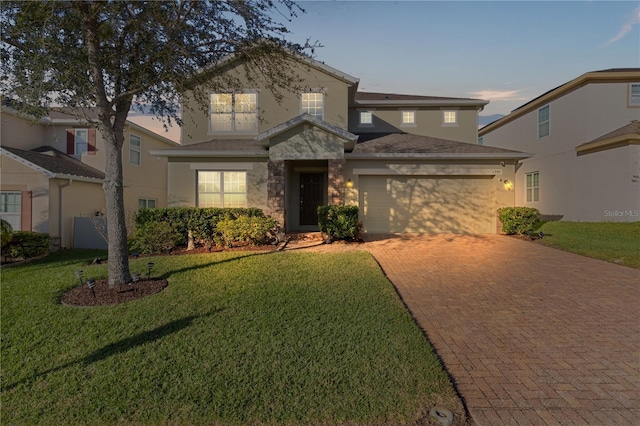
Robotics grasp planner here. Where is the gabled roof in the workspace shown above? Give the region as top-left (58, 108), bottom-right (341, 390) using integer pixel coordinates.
top-left (150, 138), bottom-right (268, 158)
top-left (256, 113), bottom-right (358, 143)
top-left (575, 120), bottom-right (640, 156)
top-left (348, 133), bottom-right (531, 160)
top-left (354, 92), bottom-right (488, 108)
top-left (1, 146), bottom-right (105, 182)
top-left (480, 68), bottom-right (640, 135)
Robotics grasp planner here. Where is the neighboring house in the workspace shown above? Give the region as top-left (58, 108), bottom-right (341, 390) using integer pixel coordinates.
top-left (152, 54), bottom-right (529, 234)
top-left (0, 105), bottom-right (179, 248)
top-left (479, 69), bottom-right (640, 222)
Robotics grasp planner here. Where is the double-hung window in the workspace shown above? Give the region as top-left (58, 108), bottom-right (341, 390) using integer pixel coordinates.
top-left (75, 129), bottom-right (88, 155)
top-left (209, 92), bottom-right (258, 133)
top-left (401, 110), bottom-right (416, 126)
top-left (0, 191), bottom-right (21, 230)
top-left (359, 111), bottom-right (373, 125)
top-left (129, 134), bottom-right (141, 165)
top-left (538, 105), bottom-right (550, 138)
top-left (197, 171), bottom-right (247, 208)
top-left (138, 198), bottom-right (157, 209)
top-left (526, 172), bottom-right (539, 202)
top-left (301, 92), bottom-right (324, 120)
top-left (443, 110), bottom-right (457, 125)
top-left (629, 83), bottom-right (640, 106)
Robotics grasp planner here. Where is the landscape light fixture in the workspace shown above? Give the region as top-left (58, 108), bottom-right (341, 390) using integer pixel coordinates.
top-left (147, 262), bottom-right (155, 279)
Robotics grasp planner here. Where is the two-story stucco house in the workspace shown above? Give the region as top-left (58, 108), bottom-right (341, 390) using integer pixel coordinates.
top-left (0, 105), bottom-right (179, 248)
top-left (151, 54), bottom-right (530, 234)
top-left (479, 69), bottom-right (640, 222)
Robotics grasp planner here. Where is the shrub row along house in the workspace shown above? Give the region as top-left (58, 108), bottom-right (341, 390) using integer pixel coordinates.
top-left (0, 105), bottom-right (178, 248)
top-left (480, 69), bottom-right (640, 222)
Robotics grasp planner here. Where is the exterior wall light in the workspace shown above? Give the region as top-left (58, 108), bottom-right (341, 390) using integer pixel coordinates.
top-left (345, 178), bottom-right (354, 188)
top-left (502, 179), bottom-right (513, 191)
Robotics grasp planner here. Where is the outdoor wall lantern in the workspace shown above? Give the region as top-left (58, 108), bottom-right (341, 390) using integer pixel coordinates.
top-left (501, 179), bottom-right (514, 191)
top-left (345, 178), bottom-right (354, 188)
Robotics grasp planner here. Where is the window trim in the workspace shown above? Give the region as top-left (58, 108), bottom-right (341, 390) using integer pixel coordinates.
top-left (525, 171), bottom-right (540, 203)
top-left (208, 91), bottom-right (259, 135)
top-left (300, 91), bottom-right (325, 121)
top-left (138, 198), bottom-right (157, 209)
top-left (401, 110), bottom-right (416, 127)
top-left (537, 105), bottom-right (550, 138)
top-left (129, 133), bottom-right (142, 166)
top-left (629, 83), bottom-right (640, 107)
top-left (197, 170), bottom-right (248, 208)
top-left (442, 110), bottom-right (458, 126)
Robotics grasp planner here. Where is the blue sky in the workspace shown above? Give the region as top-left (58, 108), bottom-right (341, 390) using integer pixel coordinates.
top-left (281, 1), bottom-right (640, 116)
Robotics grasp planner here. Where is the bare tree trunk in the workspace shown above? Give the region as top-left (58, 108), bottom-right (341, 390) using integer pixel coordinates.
top-left (103, 129), bottom-right (131, 287)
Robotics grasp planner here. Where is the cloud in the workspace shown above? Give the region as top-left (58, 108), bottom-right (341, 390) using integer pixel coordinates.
top-left (468, 89), bottom-right (529, 102)
top-left (601, 6), bottom-right (640, 47)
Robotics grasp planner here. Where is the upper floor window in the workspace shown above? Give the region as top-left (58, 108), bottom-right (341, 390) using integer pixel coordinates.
top-left (478, 136), bottom-right (484, 146)
top-left (538, 105), bottom-right (550, 138)
top-left (197, 171), bottom-right (247, 208)
top-left (526, 172), bottom-right (539, 202)
top-left (66, 128), bottom-right (96, 155)
top-left (129, 134), bottom-right (141, 165)
top-left (301, 92), bottom-right (324, 120)
top-left (209, 92), bottom-right (257, 133)
top-left (359, 111), bottom-right (373, 126)
top-left (629, 83), bottom-right (640, 107)
top-left (443, 110), bottom-right (457, 125)
top-left (401, 111), bottom-right (416, 126)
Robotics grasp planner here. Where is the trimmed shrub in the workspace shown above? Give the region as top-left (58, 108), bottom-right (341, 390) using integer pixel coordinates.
top-left (1, 219), bottom-right (13, 249)
top-left (5, 231), bottom-right (50, 259)
top-left (497, 207), bottom-right (541, 235)
top-left (216, 216), bottom-right (278, 247)
top-left (317, 205), bottom-right (361, 241)
top-left (131, 221), bottom-right (182, 254)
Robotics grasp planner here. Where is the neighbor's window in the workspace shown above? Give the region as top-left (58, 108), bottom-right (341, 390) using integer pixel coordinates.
top-left (209, 92), bottom-right (258, 133)
top-left (129, 134), bottom-right (141, 165)
top-left (0, 191), bottom-right (21, 230)
top-left (478, 136), bottom-right (484, 146)
top-left (401, 110), bottom-right (416, 125)
top-left (138, 198), bottom-right (157, 209)
top-left (359, 111), bottom-right (373, 126)
top-left (526, 172), bottom-right (539, 202)
top-left (443, 110), bottom-right (457, 125)
top-left (629, 83), bottom-right (640, 106)
top-left (75, 129), bottom-right (88, 155)
top-left (301, 92), bottom-right (324, 120)
top-left (538, 105), bottom-right (550, 138)
top-left (197, 171), bottom-right (247, 208)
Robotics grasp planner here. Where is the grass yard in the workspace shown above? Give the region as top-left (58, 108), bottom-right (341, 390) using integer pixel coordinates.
top-left (1, 249), bottom-right (462, 425)
top-left (537, 221), bottom-right (640, 269)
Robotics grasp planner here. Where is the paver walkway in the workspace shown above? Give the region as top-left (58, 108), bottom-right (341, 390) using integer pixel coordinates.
top-left (364, 234), bottom-right (640, 426)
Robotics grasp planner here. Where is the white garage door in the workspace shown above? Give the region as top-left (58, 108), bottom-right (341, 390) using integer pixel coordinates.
top-left (359, 175), bottom-right (494, 233)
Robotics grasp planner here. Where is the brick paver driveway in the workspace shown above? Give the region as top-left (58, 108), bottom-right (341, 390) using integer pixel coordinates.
top-left (365, 234), bottom-right (640, 425)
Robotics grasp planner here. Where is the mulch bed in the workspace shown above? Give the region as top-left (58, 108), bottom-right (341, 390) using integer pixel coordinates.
top-left (61, 278), bottom-right (168, 307)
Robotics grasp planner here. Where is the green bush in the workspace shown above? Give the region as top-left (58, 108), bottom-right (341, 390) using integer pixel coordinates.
top-left (1, 219), bottom-right (13, 249)
top-left (216, 216), bottom-right (278, 247)
top-left (317, 205), bottom-right (361, 241)
top-left (131, 221), bottom-right (182, 254)
top-left (134, 207), bottom-right (265, 247)
top-left (497, 207), bottom-right (541, 235)
top-left (5, 231), bottom-right (50, 259)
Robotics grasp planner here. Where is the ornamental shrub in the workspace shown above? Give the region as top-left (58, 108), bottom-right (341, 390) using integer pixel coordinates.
top-left (497, 207), bottom-right (541, 235)
top-left (131, 221), bottom-right (182, 254)
top-left (5, 231), bottom-right (50, 259)
top-left (1, 219), bottom-right (13, 249)
top-left (317, 205), bottom-right (361, 241)
top-left (216, 216), bottom-right (278, 247)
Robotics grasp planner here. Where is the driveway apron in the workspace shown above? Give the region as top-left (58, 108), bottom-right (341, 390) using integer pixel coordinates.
top-left (365, 234), bottom-right (640, 425)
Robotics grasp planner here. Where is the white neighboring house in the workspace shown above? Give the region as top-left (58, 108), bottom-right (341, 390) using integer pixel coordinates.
top-left (479, 69), bottom-right (640, 222)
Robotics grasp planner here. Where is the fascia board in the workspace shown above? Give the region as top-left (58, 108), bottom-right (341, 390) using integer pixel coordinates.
top-left (354, 99), bottom-right (489, 108)
top-left (149, 149), bottom-right (268, 158)
top-left (345, 152), bottom-right (533, 160)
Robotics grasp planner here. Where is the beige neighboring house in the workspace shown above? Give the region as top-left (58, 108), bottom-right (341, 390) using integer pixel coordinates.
top-left (152, 54), bottom-right (530, 234)
top-left (0, 105), bottom-right (179, 248)
top-left (479, 69), bottom-right (640, 222)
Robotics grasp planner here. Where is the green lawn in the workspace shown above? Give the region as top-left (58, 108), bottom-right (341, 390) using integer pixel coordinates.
top-left (537, 221), bottom-right (640, 269)
top-left (1, 249), bottom-right (462, 425)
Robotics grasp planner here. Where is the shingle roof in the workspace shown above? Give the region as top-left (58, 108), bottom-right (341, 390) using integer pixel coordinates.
top-left (355, 92), bottom-right (478, 102)
top-left (157, 138), bottom-right (268, 156)
top-left (1, 146), bottom-right (105, 180)
top-left (579, 120), bottom-right (640, 146)
top-left (352, 133), bottom-right (525, 155)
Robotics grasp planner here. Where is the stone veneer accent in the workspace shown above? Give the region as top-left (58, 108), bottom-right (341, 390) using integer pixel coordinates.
top-left (328, 159), bottom-right (345, 205)
top-left (267, 160), bottom-right (286, 228)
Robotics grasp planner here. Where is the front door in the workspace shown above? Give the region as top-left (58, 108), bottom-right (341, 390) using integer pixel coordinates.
top-left (299, 173), bottom-right (324, 226)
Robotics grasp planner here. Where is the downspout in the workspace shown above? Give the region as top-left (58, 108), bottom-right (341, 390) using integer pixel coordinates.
top-left (58, 179), bottom-right (72, 249)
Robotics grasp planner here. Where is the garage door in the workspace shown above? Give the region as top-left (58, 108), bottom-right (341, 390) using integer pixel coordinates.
top-left (359, 175), bottom-right (494, 233)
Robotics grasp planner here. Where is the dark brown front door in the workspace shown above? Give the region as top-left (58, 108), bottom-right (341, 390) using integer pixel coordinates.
top-left (299, 173), bottom-right (324, 226)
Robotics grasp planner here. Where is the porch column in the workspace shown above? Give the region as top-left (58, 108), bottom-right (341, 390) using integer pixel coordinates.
top-left (328, 159), bottom-right (345, 205)
top-left (267, 160), bottom-right (286, 229)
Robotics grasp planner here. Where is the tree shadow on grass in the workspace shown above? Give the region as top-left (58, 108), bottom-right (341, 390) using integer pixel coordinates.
top-left (3, 309), bottom-right (223, 392)
top-left (157, 250), bottom-right (277, 281)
